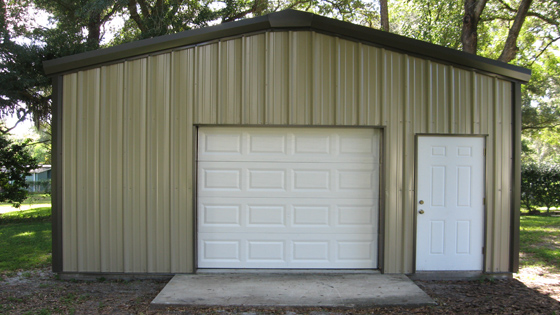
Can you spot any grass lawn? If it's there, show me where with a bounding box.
[0,207,52,272]
[519,214,560,273]
[0,194,52,213]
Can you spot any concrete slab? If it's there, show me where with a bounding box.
[151,273,435,308]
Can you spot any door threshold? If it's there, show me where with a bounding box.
[196,269,380,274]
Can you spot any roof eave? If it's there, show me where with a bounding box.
[43,9,531,82]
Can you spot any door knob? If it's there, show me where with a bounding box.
[418,210,425,214]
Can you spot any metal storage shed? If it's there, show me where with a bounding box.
[44,9,531,276]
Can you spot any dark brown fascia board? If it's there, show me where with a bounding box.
[43,9,531,82]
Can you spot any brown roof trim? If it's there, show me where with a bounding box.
[43,9,531,82]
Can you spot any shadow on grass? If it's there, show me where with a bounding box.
[0,221,52,271]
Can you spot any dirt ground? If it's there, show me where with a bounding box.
[1,268,559,314]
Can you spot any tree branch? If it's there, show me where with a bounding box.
[498,0,533,63]
[127,0,147,33]
[497,0,558,25]
[530,36,560,66]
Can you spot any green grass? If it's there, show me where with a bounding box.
[0,193,51,206]
[0,207,52,224]
[519,215,560,272]
[0,208,52,272]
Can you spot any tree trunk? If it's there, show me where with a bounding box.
[86,13,102,50]
[380,0,389,32]
[498,0,533,63]
[128,0,147,34]
[461,0,488,54]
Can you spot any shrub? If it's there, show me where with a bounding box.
[521,163,560,213]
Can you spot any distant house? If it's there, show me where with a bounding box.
[26,165,52,193]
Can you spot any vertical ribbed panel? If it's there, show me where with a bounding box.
[312,33,335,125]
[196,44,218,124]
[336,38,359,125]
[289,31,312,124]
[60,30,515,274]
[62,73,78,271]
[99,64,124,272]
[146,54,171,272]
[76,69,101,272]
[123,59,147,272]
[266,32,289,124]
[243,34,265,124]
[170,49,195,272]
[218,39,242,124]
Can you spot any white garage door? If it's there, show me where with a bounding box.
[197,127,380,269]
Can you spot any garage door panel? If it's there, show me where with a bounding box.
[198,162,378,198]
[198,127,379,269]
[198,127,379,163]
[198,198,378,234]
[198,233,378,268]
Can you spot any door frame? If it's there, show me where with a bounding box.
[412,134,488,274]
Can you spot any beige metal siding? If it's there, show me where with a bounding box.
[62,73,78,272]
[61,30,514,274]
[99,64,124,272]
[123,59,148,272]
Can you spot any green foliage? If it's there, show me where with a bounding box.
[0,131,38,206]
[521,163,560,212]
[389,0,463,49]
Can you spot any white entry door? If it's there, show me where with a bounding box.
[416,136,485,271]
[197,127,380,269]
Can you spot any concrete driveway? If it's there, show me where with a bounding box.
[151,273,435,308]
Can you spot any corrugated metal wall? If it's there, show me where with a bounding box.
[61,30,512,274]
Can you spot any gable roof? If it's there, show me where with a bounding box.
[43,9,531,82]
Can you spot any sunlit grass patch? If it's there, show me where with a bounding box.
[0,207,51,224]
[0,208,52,272]
[519,215,560,273]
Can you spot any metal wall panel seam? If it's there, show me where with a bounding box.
[500,80,512,271]
[425,60,433,133]
[492,77,502,272]
[395,51,405,272]
[169,51,180,272]
[334,37,341,125]
[379,48,387,126]
[62,73,78,271]
[87,68,101,272]
[402,54,414,273]
[288,31,294,124]
[115,64,125,273]
[509,82,522,272]
[240,36,247,124]
[449,66,456,134]
[75,71,86,271]
[51,74,63,272]
[185,49,195,272]
[502,80,513,271]
[264,33,271,124]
